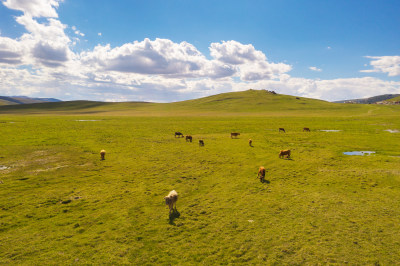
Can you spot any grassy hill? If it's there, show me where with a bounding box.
[1,89,400,264]
[386,95,400,102]
[0,89,386,116]
[335,94,400,104]
[0,96,61,105]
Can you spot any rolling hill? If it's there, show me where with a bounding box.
[0,89,375,116]
[334,94,400,104]
[0,96,61,105]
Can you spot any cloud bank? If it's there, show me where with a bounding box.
[0,0,399,102]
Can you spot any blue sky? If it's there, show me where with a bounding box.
[0,0,399,102]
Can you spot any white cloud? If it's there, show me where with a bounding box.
[209,40,292,81]
[2,0,62,18]
[98,32,102,36]
[309,66,322,72]
[362,56,400,77]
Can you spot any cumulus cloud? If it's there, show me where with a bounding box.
[209,40,292,81]
[0,37,23,65]
[362,56,400,77]
[2,0,62,18]
[309,66,322,72]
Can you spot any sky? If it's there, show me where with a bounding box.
[0,0,400,102]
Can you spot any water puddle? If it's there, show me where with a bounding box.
[320,130,341,132]
[385,129,399,133]
[0,165,10,170]
[343,151,375,156]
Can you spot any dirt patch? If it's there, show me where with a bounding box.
[385,129,399,133]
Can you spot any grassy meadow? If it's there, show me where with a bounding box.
[1,90,400,264]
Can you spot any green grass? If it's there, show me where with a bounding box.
[1,90,400,264]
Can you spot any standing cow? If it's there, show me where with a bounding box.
[231,132,240,138]
[257,166,266,182]
[199,140,204,146]
[175,132,184,138]
[279,149,291,159]
[100,150,106,160]
[186,135,193,142]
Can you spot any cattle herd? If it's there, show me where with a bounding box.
[102,127,311,215]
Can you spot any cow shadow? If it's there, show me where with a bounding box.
[168,210,180,225]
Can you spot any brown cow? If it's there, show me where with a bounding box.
[186,135,192,142]
[175,132,184,138]
[279,149,291,159]
[257,166,266,182]
[303,127,310,132]
[279,128,286,133]
[231,132,240,138]
[164,190,178,214]
[199,139,204,146]
[100,150,106,160]
[249,139,253,147]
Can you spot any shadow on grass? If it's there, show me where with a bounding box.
[168,210,180,225]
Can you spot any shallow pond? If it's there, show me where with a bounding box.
[320,130,341,132]
[343,151,375,156]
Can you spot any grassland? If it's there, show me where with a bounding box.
[1,90,400,264]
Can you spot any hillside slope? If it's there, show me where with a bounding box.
[0,89,393,116]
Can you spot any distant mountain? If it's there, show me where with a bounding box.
[334,94,400,104]
[0,96,61,105]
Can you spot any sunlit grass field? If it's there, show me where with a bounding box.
[1,90,400,264]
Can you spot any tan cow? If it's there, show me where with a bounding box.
[257,166,266,182]
[100,150,106,160]
[279,149,291,159]
[164,190,178,214]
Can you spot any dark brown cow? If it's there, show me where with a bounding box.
[231,132,240,138]
[175,132,184,138]
[199,140,204,146]
[279,149,291,159]
[279,128,286,133]
[257,166,266,182]
[303,127,310,132]
[249,139,253,147]
[186,135,193,142]
[100,150,106,160]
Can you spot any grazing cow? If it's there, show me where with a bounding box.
[100,150,106,160]
[164,190,178,214]
[175,132,184,138]
[257,166,266,182]
[186,135,193,142]
[279,128,286,133]
[231,132,240,138]
[199,139,204,146]
[303,127,310,132]
[279,149,291,159]
[249,139,253,147]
